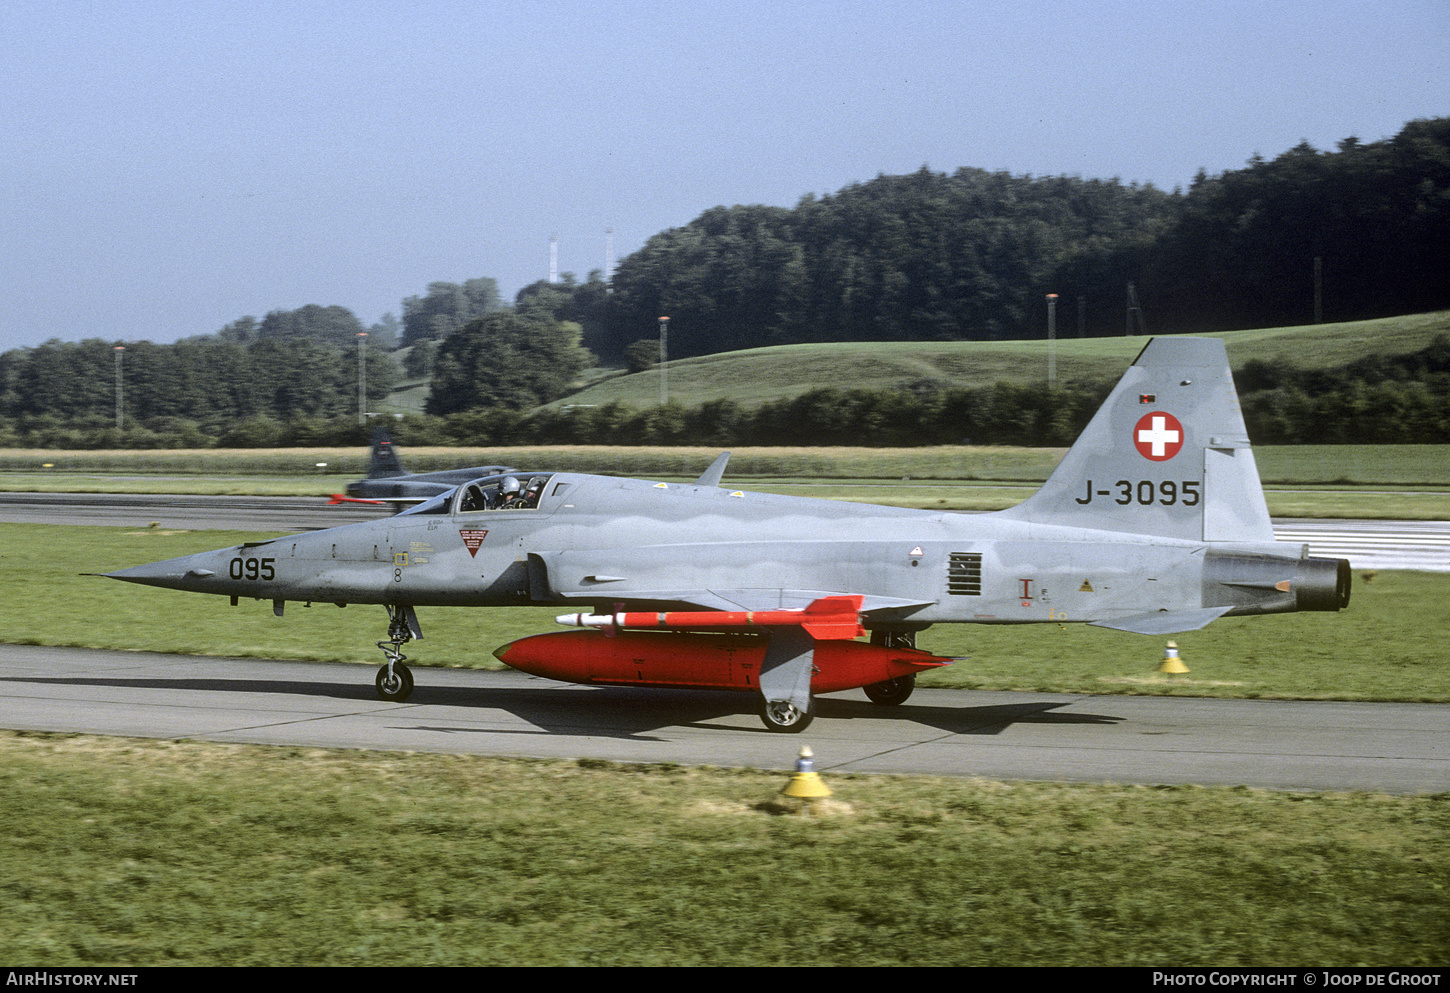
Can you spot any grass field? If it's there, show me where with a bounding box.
[544,310,1450,410]
[3,444,1448,518]
[6,443,1450,484]
[1,731,1444,966]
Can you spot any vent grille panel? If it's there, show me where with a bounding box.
[948,553,982,596]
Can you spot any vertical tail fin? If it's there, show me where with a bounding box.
[366,429,407,479]
[997,337,1273,542]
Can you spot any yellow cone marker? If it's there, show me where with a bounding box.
[1158,640,1189,674]
[781,746,832,799]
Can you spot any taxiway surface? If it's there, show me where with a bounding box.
[1,645,1445,794]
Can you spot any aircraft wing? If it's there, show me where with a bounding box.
[536,581,934,616]
[706,590,937,615]
[530,545,933,609]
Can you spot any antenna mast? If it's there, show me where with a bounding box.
[1126,282,1149,336]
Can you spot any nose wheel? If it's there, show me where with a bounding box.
[375,658,414,702]
[759,696,814,732]
[375,604,421,702]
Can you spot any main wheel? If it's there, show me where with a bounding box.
[375,661,414,702]
[759,696,814,733]
[863,674,915,705]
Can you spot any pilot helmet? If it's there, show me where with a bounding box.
[500,476,522,496]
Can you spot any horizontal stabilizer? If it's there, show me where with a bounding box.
[1090,606,1235,635]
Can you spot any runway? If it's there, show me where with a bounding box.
[0,491,387,530]
[1272,518,1450,573]
[2,644,1445,794]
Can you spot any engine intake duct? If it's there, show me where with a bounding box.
[1203,551,1351,617]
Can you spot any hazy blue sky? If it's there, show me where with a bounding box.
[3,0,1446,351]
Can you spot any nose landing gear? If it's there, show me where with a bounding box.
[375,604,422,703]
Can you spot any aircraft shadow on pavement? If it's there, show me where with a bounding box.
[3,674,1124,741]
[1,674,385,702]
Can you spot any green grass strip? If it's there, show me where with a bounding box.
[0,733,1444,966]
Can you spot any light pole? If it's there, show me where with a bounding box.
[113,345,125,430]
[1314,256,1323,324]
[356,332,368,426]
[1045,294,1058,388]
[658,316,670,404]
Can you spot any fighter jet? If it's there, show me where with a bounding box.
[329,429,517,508]
[108,338,1350,732]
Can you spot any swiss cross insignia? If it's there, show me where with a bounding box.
[1133,411,1184,461]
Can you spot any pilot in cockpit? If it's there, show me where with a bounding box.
[459,475,543,512]
[497,476,524,508]
[523,476,545,507]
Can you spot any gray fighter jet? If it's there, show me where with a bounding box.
[330,430,517,508]
[108,338,1350,731]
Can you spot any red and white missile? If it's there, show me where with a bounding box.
[554,594,866,641]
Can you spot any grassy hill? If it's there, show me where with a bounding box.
[507,310,1450,413]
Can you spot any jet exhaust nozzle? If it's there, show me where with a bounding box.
[1293,555,1352,612]
[1204,551,1351,616]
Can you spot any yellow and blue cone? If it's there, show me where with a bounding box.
[782,746,832,798]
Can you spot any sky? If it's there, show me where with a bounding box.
[2,0,1446,352]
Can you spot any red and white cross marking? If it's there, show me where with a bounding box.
[1134,411,1184,461]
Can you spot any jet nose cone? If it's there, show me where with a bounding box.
[105,562,188,587]
[105,554,223,592]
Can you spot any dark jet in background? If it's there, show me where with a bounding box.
[331,430,517,509]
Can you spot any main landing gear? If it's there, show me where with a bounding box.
[863,630,918,706]
[757,629,924,732]
[375,604,421,703]
[759,696,815,733]
[863,674,916,705]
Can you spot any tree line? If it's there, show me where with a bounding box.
[0,337,399,449]
[4,332,1442,451]
[403,336,1447,450]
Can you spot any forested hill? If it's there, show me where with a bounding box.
[589,117,1450,362]
[595,171,1176,360]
